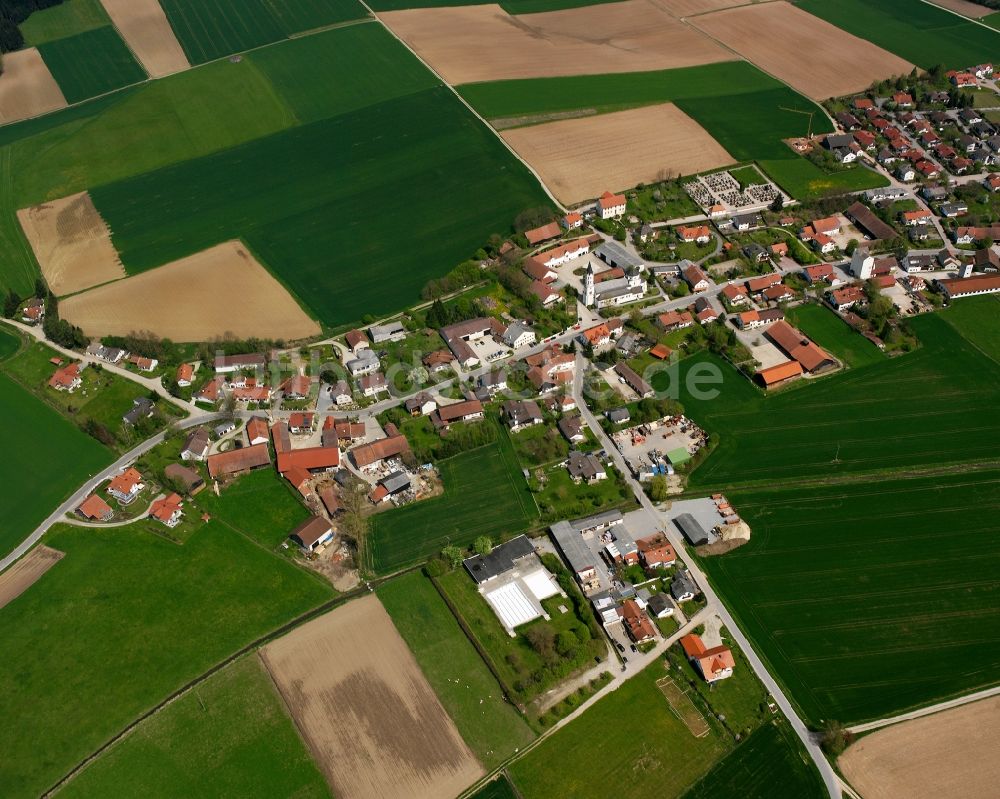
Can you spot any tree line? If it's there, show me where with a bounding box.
[0,0,65,54]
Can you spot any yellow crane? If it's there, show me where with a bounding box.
[780,106,816,139]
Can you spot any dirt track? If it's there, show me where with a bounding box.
[379,0,734,84]
[17,191,126,296]
[99,0,190,77]
[0,48,67,124]
[259,595,483,799]
[839,696,1000,799]
[0,545,63,610]
[690,1,914,99]
[60,240,320,342]
[501,103,733,203]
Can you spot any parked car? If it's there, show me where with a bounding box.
[616,642,625,653]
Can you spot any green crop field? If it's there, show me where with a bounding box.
[368,0,618,12]
[509,660,729,799]
[58,657,330,799]
[785,302,885,369]
[665,314,1000,489]
[681,722,825,799]
[0,328,111,559]
[193,468,311,549]
[19,0,109,45]
[468,775,519,799]
[369,430,538,573]
[700,469,1000,726]
[160,0,287,63]
[248,23,438,124]
[378,572,536,767]
[160,0,367,64]
[37,26,147,105]
[987,11,1000,30]
[0,523,332,798]
[459,62,886,199]
[796,0,1000,69]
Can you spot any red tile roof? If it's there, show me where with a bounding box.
[207,444,271,479]
[276,446,340,474]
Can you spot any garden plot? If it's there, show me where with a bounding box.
[17,191,124,296]
[690,1,913,99]
[0,48,67,124]
[0,546,63,610]
[60,240,320,341]
[260,595,483,799]
[378,0,734,85]
[501,103,733,203]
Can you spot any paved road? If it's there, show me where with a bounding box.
[571,350,841,799]
[2,318,202,417]
[0,412,223,573]
[848,683,1000,734]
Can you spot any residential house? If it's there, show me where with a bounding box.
[107,468,144,505]
[195,377,222,405]
[671,569,697,602]
[647,594,675,619]
[735,310,765,330]
[346,349,380,377]
[720,283,748,306]
[566,450,606,484]
[683,264,710,292]
[477,369,508,398]
[621,599,656,644]
[431,399,484,430]
[596,190,627,219]
[77,494,113,521]
[122,397,155,426]
[87,343,127,364]
[422,349,455,374]
[48,362,82,392]
[149,493,183,528]
[558,413,586,443]
[128,354,158,372]
[657,310,694,332]
[176,363,194,387]
[503,399,544,432]
[525,345,574,393]
[606,407,630,425]
[678,225,711,244]
[828,284,867,311]
[561,212,583,229]
[345,329,369,354]
[680,634,735,683]
[636,533,676,569]
[359,372,388,397]
[280,373,311,400]
[288,412,316,434]
[503,320,536,349]
[328,379,353,406]
[404,392,437,416]
[180,427,209,461]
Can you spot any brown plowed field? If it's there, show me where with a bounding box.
[100,0,190,77]
[17,191,125,296]
[0,48,67,124]
[501,103,733,203]
[61,240,320,342]
[260,595,482,799]
[0,546,64,611]
[839,696,1000,799]
[689,1,914,99]
[379,0,734,85]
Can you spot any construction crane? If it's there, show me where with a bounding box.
[780,106,816,139]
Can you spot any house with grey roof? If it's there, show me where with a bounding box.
[671,570,697,602]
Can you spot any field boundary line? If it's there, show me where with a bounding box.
[359,0,567,213]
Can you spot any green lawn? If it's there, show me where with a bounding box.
[37,26,147,105]
[785,303,885,369]
[533,465,636,523]
[193,467,311,549]
[699,469,1000,726]
[58,657,331,799]
[0,333,112,558]
[509,660,729,799]
[939,294,1000,363]
[795,0,1000,69]
[378,571,536,767]
[680,722,825,799]
[369,429,538,573]
[3,341,172,452]
[667,314,1000,489]
[0,523,332,798]
[758,157,888,201]
[19,0,109,45]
